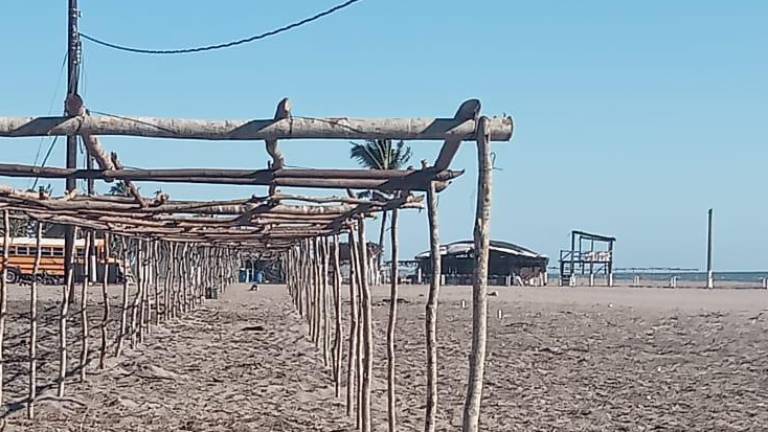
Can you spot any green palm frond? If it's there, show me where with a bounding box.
[108,181,131,197]
[349,139,412,170]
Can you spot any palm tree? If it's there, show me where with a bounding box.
[350,139,411,432]
[108,181,131,197]
[349,139,412,278]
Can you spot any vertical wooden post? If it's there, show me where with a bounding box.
[357,219,373,432]
[462,116,493,432]
[349,228,363,428]
[58,226,77,397]
[345,231,359,417]
[386,208,400,432]
[0,210,8,406]
[63,0,80,304]
[99,232,110,369]
[332,235,343,399]
[115,238,129,357]
[130,239,143,348]
[28,222,43,419]
[79,231,91,381]
[322,237,330,367]
[153,240,160,325]
[425,178,441,432]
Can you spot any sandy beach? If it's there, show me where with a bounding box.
[1,282,767,431]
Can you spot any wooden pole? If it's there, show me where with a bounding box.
[63,0,81,300]
[153,240,160,325]
[386,208,399,432]
[706,208,714,289]
[130,239,143,348]
[322,237,330,367]
[115,238,129,357]
[357,219,373,432]
[332,235,343,399]
[425,178,441,432]
[79,231,91,381]
[0,210,8,406]
[462,117,493,432]
[99,232,110,369]
[0,114,514,142]
[27,222,43,418]
[348,229,363,428]
[344,231,359,417]
[58,226,77,396]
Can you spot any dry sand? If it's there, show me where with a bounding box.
[1,282,767,431]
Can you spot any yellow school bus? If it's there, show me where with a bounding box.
[0,237,120,284]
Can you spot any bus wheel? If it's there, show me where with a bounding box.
[4,270,19,284]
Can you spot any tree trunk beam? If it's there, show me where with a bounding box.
[0,114,513,142]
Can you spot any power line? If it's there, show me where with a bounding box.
[80,0,365,55]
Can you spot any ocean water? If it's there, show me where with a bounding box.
[549,271,768,284]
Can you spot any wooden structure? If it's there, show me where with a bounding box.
[559,230,616,286]
[0,4,513,431]
[415,240,549,285]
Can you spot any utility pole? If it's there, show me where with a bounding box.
[64,0,81,281]
[706,208,714,288]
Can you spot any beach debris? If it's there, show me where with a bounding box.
[488,291,499,297]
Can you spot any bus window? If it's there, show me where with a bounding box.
[41,247,53,256]
[53,248,64,257]
[17,247,29,255]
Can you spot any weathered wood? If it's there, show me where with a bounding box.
[462,116,493,432]
[99,232,110,369]
[110,153,147,207]
[343,232,358,416]
[357,219,373,432]
[153,240,161,325]
[332,235,343,399]
[0,163,460,191]
[386,208,399,432]
[0,114,514,141]
[434,99,483,171]
[425,178,441,432]
[115,238,130,357]
[266,98,290,175]
[58,226,77,397]
[79,231,91,382]
[28,222,43,419]
[0,210,8,406]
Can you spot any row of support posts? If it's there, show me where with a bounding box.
[283,117,493,432]
[0,211,240,421]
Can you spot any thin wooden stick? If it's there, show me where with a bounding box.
[357,219,373,432]
[332,235,343,399]
[115,238,129,357]
[99,232,110,369]
[425,178,441,432]
[58,226,78,397]
[321,237,330,367]
[153,240,160,325]
[79,231,92,382]
[0,210,8,406]
[28,221,43,419]
[462,117,493,432]
[386,209,399,432]
[345,231,359,417]
[130,239,143,348]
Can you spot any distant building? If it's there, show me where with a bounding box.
[414,240,549,286]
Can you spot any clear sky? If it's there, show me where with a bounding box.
[1,1,766,270]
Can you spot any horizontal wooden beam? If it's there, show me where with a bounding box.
[0,114,513,142]
[0,163,461,191]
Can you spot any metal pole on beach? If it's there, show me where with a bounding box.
[706,208,714,289]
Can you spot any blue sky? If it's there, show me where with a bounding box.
[1,1,766,270]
